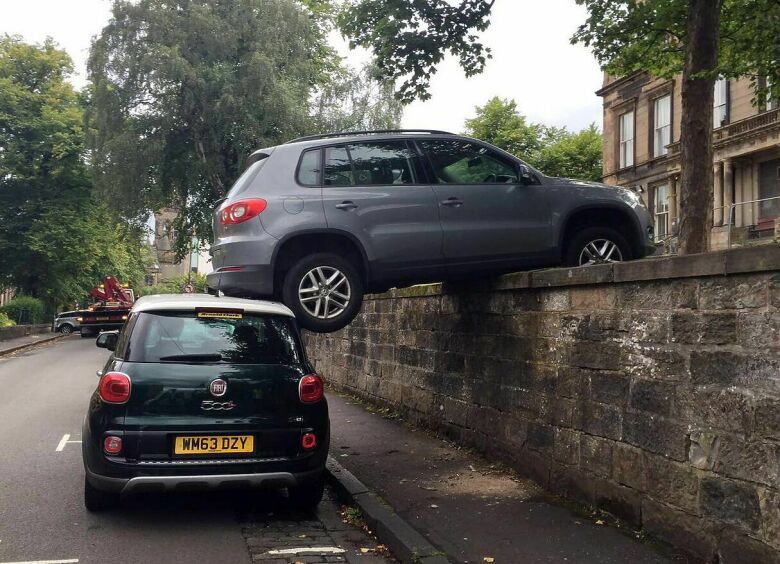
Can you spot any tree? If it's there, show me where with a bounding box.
[573,0,780,254]
[464,97,603,182]
[464,97,544,161]
[338,0,496,103]
[89,0,399,258]
[310,63,403,133]
[536,124,603,182]
[0,36,146,311]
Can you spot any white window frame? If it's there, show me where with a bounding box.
[768,77,776,110]
[654,184,670,240]
[619,111,634,168]
[713,79,728,128]
[653,94,672,157]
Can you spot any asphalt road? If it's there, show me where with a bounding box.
[0,337,390,564]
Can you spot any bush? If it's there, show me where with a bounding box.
[0,312,15,327]
[0,296,46,324]
[136,273,208,297]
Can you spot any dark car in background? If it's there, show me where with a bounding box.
[207,129,655,333]
[82,294,328,511]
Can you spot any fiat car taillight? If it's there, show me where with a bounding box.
[99,372,131,404]
[299,374,324,404]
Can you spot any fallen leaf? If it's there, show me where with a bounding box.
[360,547,371,553]
[595,519,605,525]
[430,504,439,508]
[484,557,495,563]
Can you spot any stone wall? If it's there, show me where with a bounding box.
[0,324,51,342]
[306,246,780,563]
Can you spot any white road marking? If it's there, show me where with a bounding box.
[55,434,82,452]
[0,560,79,564]
[266,547,346,555]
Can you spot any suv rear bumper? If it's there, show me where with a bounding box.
[86,466,322,495]
[206,265,274,298]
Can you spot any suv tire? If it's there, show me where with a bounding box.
[59,324,73,335]
[288,475,325,510]
[564,226,632,267]
[282,253,363,333]
[84,477,120,512]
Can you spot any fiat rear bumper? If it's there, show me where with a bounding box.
[85,466,323,495]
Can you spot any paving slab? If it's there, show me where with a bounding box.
[327,391,694,564]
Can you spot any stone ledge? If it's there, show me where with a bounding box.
[366,245,780,301]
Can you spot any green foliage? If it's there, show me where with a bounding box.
[88,0,398,258]
[0,36,147,310]
[464,97,544,160]
[536,124,603,182]
[337,0,495,104]
[0,312,15,328]
[310,64,403,133]
[572,0,780,104]
[0,296,46,325]
[464,97,603,182]
[136,273,208,297]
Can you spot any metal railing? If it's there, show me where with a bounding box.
[725,195,780,248]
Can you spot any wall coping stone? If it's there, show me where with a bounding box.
[369,245,780,300]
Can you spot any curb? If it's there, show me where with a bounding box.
[325,456,450,564]
[0,333,70,358]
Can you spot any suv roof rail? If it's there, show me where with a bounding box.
[286,129,455,144]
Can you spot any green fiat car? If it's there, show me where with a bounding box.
[82,294,329,511]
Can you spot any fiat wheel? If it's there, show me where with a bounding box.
[282,253,364,333]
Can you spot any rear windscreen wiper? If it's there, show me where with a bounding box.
[158,354,224,362]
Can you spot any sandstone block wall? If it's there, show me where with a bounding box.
[306,247,780,562]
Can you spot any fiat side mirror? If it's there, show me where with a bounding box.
[96,331,118,351]
[518,164,535,185]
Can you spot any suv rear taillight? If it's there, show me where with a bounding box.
[219,198,267,225]
[99,372,131,404]
[299,374,324,404]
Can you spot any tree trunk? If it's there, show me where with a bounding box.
[678,0,723,255]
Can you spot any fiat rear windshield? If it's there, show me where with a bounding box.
[116,311,303,364]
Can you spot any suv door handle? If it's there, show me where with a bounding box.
[335,201,358,211]
[441,197,463,207]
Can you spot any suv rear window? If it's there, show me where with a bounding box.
[120,311,303,365]
[226,159,266,198]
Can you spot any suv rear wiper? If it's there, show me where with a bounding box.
[158,354,224,363]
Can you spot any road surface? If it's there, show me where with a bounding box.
[0,337,389,564]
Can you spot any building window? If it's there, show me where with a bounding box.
[654,184,670,240]
[768,77,776,110]
[619,111,634,168]
[714,79,728,128]
[653,95,671,157]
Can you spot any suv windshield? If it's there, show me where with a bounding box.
[119,311,303,365]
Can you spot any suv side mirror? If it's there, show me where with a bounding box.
[518,164,535,185]
[96,331,119,351]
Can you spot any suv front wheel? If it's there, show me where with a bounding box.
[564,226,632,267]
[282,253,364,333]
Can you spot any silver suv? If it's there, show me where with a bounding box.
[207,130,655,332]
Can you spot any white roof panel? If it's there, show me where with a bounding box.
[131,294,294,317]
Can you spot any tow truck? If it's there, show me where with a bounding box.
[78,276,135,338]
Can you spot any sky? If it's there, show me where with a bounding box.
[0,0,604,133]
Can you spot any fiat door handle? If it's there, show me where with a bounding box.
[335,201,358,211]
[441,197,463,207]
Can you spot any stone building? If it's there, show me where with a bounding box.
[598,72,779,250]
[148,208,212,285]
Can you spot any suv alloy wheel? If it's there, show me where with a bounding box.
[282,253,364,333]
[564,226,631,267]
[59,324,73,334]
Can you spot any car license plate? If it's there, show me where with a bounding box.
[174,435,254,455]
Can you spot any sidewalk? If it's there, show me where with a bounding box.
[327,391,688,564]
[0,331,67,357]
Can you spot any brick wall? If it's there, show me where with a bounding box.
[306,247,780,563]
